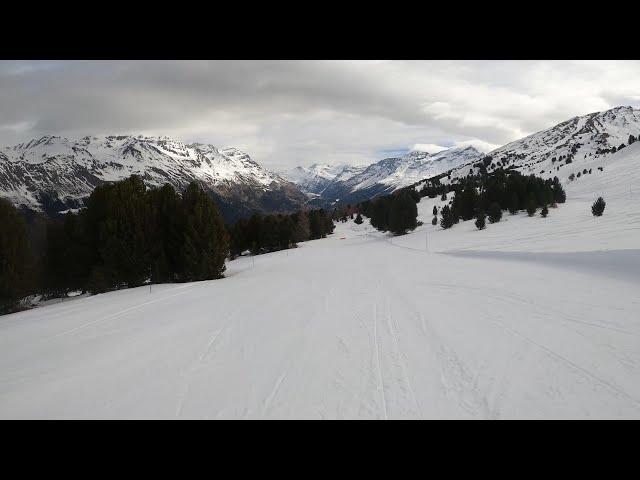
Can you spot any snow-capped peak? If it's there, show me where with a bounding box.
[0,135,306,218]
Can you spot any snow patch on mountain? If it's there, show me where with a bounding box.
[0,135,305,217]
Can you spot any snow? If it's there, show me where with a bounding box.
[2,143,640,419]
[0,135,291,211]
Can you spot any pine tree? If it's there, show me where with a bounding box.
[292,211,311,242]
[83,175,152,291]
[370,198,390,232]
[526,196,537,216]
[178,182,229,281]
[432,205,438,216]
[354,213,363,225]
[388,191,418,235]
[475,210,486,230]
[541,205,549,218]
[552,177,566,203]
[147,184,182,283]
[431,216,437,225]
[487,202,502,224]
[458,185,478,221]
[440,205,455,229]
[591,197,606,217]
[508,193,519,215]
[0,199,33,313]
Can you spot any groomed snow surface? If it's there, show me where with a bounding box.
[2,146,640,419]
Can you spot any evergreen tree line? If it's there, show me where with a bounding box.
[2,175,337,314]
[44,175,230,297]
[228,208,334,258]
[437,169,566,230]
[358,189,419,235]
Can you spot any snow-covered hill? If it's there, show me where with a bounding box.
[288,145,483,206]
[0,135,307,220]
[443,106,640,185]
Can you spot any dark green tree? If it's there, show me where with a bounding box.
[475,210,486,230]
[526,196,537,216]
[541,205,549,218]
[388,192,418,235]
[178,182,229,281]
[508,193,519,215]
[591,197,606,217]
[487,202,502,224]
[0,199,34,313]
[440,205,455,229]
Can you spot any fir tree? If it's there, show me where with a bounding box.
[487,202,502,224]
[526,196,537,216]
[0,199,33,313]
[388,191,418,235]
[591,197,606,217]
[440,205,455,229]
[354,213,363,225]
[508,193,519,215]
[431,216,437,225]
[178,182,229,281]
[541,205,549,218]
[475,210,486,230]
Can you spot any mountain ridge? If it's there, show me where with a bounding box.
[0,135,307,221]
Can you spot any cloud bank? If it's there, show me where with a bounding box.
[1,60,639,171]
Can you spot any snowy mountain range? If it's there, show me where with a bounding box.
[2,106,639,221]
[288,106,640,206]
[286,146,484,206]
[0,135,307,221]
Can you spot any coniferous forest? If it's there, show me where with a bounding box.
[355,166,566,235]
[0,175,335,315]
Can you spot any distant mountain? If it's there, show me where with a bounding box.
[287,146,484,206]
[284,164,366,199]
[0,135,307,221]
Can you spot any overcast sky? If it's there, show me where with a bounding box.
[1,60,639,171]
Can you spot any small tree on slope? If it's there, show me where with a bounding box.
[440,205,455,229]
[592,197,606,217]
[526,197,537,217]
[487,202,502,224]
[541,205,549,218]
[475,211,486,230]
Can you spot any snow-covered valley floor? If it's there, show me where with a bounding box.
[2,147,640,419]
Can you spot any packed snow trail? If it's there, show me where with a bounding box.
[1,219,639,418]
[2,144,640,419]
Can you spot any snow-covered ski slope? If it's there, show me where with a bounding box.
[1,145,640,419]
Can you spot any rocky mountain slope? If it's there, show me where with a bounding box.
[444,106,640,184]
[288,145,484,206]
[0,135,307,221]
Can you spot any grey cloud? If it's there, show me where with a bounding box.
[1,60,639,169]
